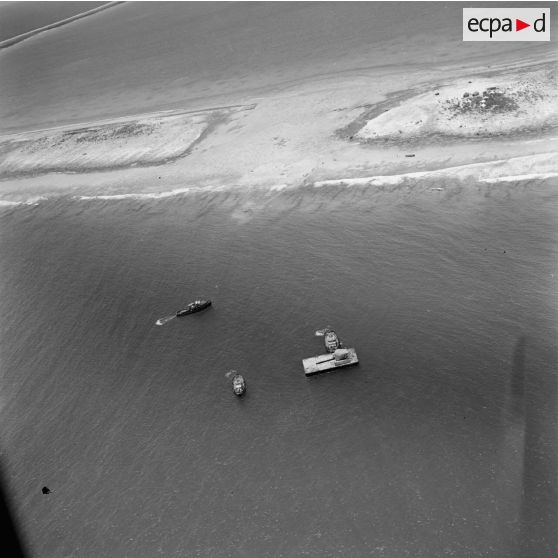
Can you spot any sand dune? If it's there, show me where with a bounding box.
[355,68,558,142]
[0,106,250,178]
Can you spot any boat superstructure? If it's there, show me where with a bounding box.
[232,373,246,396]
[176,299,211,317]
[324,330,341,352]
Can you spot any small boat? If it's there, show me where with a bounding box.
[176,299,211,317]
[232,374,246,396]
[324,330,340,353]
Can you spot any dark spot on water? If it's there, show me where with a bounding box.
[41,486,51,495]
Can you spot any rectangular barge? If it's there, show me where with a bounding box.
[302,348,359,376]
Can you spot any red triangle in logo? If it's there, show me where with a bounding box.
[516,19,530,31]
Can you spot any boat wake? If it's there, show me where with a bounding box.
[314,326,331,337]
[155,315,176,326]
[225,370,237,378]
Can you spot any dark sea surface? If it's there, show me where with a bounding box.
[0,1,106,43]
[1,179,557,557]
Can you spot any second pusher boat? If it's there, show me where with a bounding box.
[176,299,212,317]
[324,329,341,352]
[232,373,247,396]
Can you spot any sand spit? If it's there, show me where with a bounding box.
[0,2,123,50]
[0,106,252,178]
[1,62,557,202]
[354,68,558,143]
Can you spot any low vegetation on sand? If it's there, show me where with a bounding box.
[444,84,545,117]
[70,122,156,143]
[446,87,519,115]
[0,114,209,178]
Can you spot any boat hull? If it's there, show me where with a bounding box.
[176,300,211,317]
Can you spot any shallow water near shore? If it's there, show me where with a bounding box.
[1,179,557,557]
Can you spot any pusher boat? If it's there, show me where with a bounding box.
[176,299,211,317]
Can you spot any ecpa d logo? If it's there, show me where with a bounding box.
[463,8,550,41]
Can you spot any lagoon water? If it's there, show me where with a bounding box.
[1,178,557,557]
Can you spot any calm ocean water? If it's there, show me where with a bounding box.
[1,179,557,557]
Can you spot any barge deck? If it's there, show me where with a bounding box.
[302,347,359,376]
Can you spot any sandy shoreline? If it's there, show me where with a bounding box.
[1,39,557,204]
